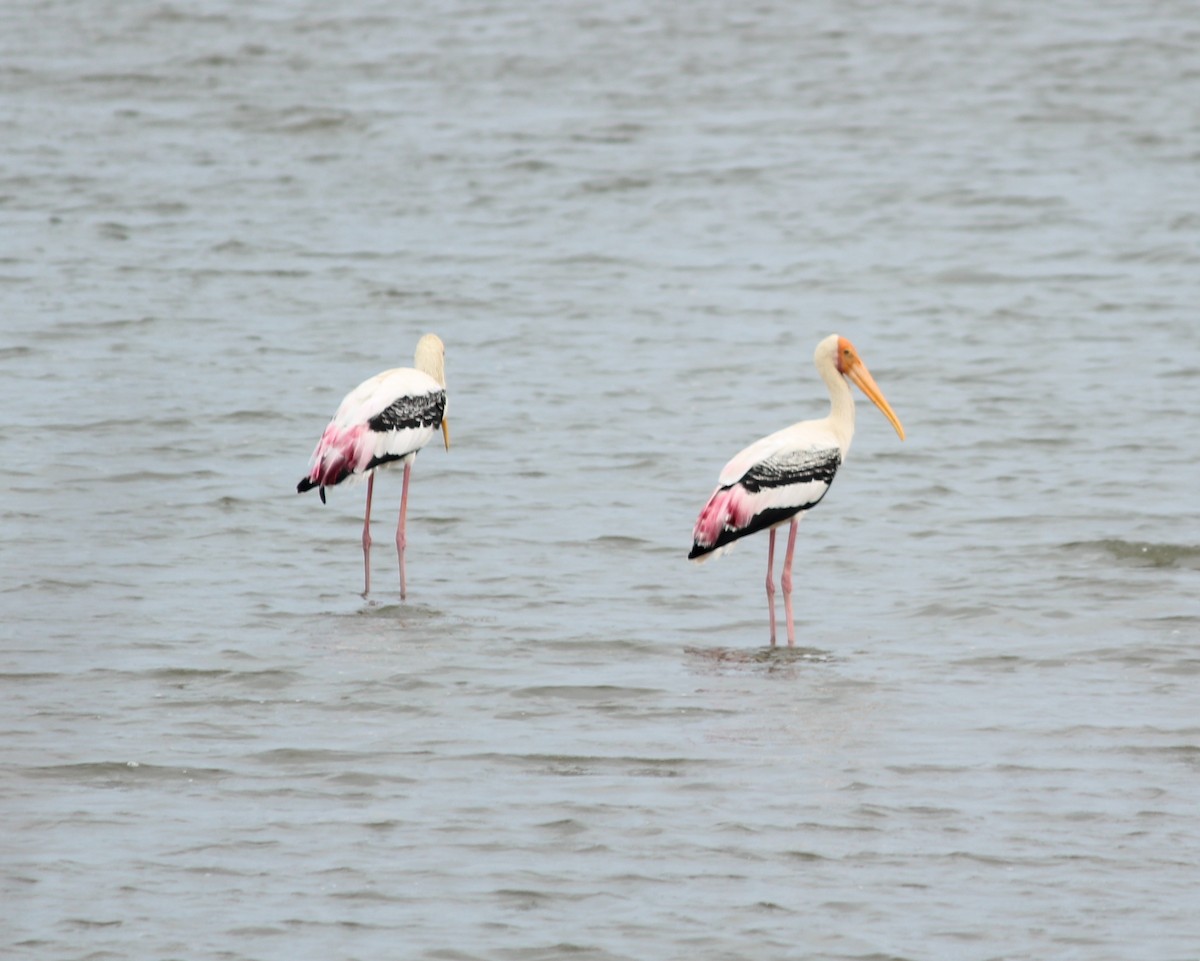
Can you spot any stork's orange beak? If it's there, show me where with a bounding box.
[846,358,905,441]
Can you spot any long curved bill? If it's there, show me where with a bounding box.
[441,418,451,451]
[847,362,906,441]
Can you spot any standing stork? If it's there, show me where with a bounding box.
[688,334,905,646]
[298,333,449,598]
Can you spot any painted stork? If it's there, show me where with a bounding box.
[689,334,905,646]
[298,333,449,598]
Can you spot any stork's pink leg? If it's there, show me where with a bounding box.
[361,474,375,597]
[765,527,778,646]
[781,517,801,647]
[396,460,412,600]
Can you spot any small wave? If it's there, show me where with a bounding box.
[577,175,653,194]
[683,644,833,666]
[1066,539,1200,570]
[22,761,228,783]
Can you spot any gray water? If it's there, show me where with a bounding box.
[3,1,1199,958]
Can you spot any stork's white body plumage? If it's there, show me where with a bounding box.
[304,366,445,496]
[689,334,905,646]
[298,333,449,598]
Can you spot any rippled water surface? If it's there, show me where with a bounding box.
[3,1,1199,958]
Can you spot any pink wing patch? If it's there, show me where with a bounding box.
[304,422,373,489]
[692,485,756,549]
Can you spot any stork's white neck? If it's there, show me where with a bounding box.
[414,333,447,387]
[827,368,856,455]
[815,339,856,455]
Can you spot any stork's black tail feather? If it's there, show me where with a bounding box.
[297,477,326,503]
